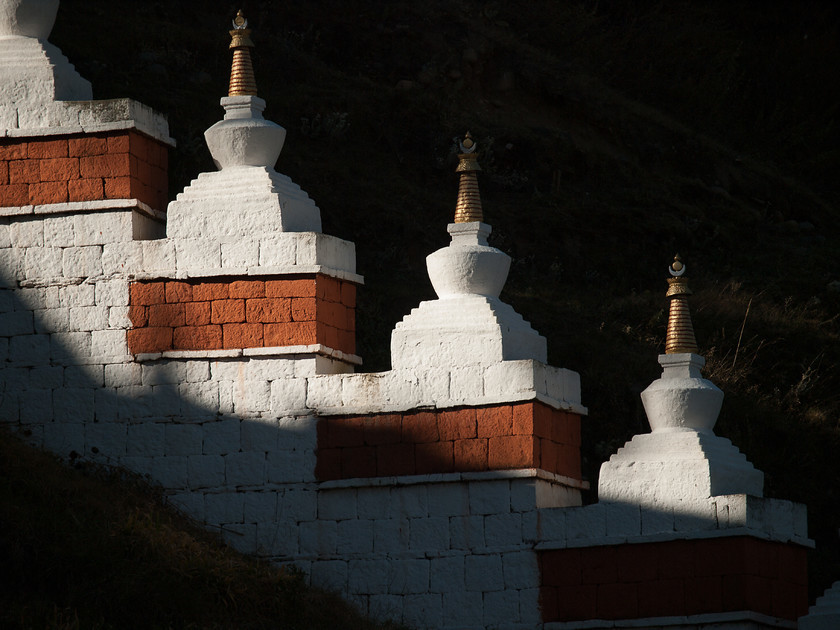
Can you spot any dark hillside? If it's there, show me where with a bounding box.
[49,0,840,600]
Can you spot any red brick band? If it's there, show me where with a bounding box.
[539,537,808,622]
[127,275,356,355]
[0,131,168,212]
[315,401,582,481]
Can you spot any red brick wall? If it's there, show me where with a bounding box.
[0,131,168,212]
[127,275,356,355]
[315,401,582,481]
[539,537,808,622]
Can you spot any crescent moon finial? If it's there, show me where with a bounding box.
[459,131,477,154]
[669,254,686,277]
[233,9,248,30]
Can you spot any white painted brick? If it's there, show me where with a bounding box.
[391,485,428,519]
[105,363,142,387]
[62,246,103,278]
[389,558,429,595]
[180,381,220,417]
[53,387,95,423]
[306,374,344,409]
[318,487,357,521]
[218,381,234,415]
[298,520,337,556]
[270,377,307,413]
[116,385,163,419]
[18,388,52,424]
[208,359,244,381]
[2,367,31,390]
[243,491,277,522]
[357,487,392,520]
[567,504,607,540]
[409,516,449,552]
[465,554,503,592]
[64,365,105,388]
[450,365,484,400]
[153,455,189,489]
[9,334,50,365]
[24,247,63,278]
[74,212,129,246]
[605,502,642,537]
[17,287,45,310]
[222,523,257,555]
[86,421,127,458]
[768,498,795,538]
[10,220,43,247]
[369,594,404,623]
[674,499,718,532]
[373,518,410,553]
[142,239,176,272]
[337,519,373,555]
[185,361,210,383]
[310,559,348,591]
[202,418,240,455]
[276,416,317,449]
[536,508,566,544]
[0,220,9,247]
[482,587,519,625]
[443,590,484,628]
[502,551,538,590]
[107,306,131,329]
[168,492,205,522]
[0,289,14,313]
[241,418,279,452]
[403,593,442,629]
[165,423,203,456]
[68,305,108,331]
[282,488,317,522]
[258,236,296,267]
[34,306,70,334]
[127,422,165,456]
[95,280,129,307]
[430,555,465,593]
[175,238,221,270]
[484,360,546,399]
[43,421,84,456]
[188,454,225,489]
[101,241,142,275]
[59,283,95,308]
[221,240,258,268]
[94,387,119,422]
[0,249,24,283]
[44,286,60,309]
[91,329,127,357]
[43,215,74,247]
[268,448,315,485]
[469,480,510,515]
[51,331,91,361]
[225,451,266,486]
[205,492,244,524]
[0,310,34,336]
[349,558,391,595]
[450,515,485,551]
[519,587,541,625]
[484,513,521,547]
[142,362,187,385]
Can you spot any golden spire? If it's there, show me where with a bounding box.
[664,254,699,354]
[228,10,257,97]
[454,132,484,223]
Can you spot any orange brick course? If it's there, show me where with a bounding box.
[127,275,356,355]
[539,537,808,622]
[0,131,168,212]
[315,401,582,481]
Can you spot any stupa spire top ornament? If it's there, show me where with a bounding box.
[228,9,257,97]
[453,131,484,223]
[664,254,698,354]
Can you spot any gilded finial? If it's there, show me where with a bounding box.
[664,254,699,354]
[454,132,484,223]
[228,10,257,97]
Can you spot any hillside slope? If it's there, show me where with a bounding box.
[47,0,840,600]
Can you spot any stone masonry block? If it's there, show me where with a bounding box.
[443,590,484,628]
[258,236,297,267]
[430,555,465,594]
[536,508,566,545]
[389,558,430,595]
[449,515,486,551]
[403,594,443,629]
[311,560,349,592]
[85,421,127,458]
[34,307,69,334]
[243,491,277,522]
[127,422,165,456]
[153,456,188,489]
[566,504,607,541]
[605,502,642,538]
[0,310,34,336]
[357,486,392,520]
[318,487,357,521]
[391,485,429,519]
[64,364,104,388]
[221,240,259,268]
[51,331,92,361]
[188,454,225,489]
[74,212,130,246]
[241,418,279,452]
[101,241,143,275]
[450,365,485,401]
[9,333,50,365]
[202,418,241,455]
[184,361,210,383]
[205,492,244,524]
[142,239,176,272]
[95,280,129,307]
[502,551,539,590]
[175,239,221,271]
[94,388,119,422]
[168,492,206,523]
[105,363,142,387]
[53,387,95,423]
[465,554,504,592]
[24,247,63,278]
[61,283,97,308]
[270,377,308,414]
[19,388,53,424]
[482,588,520,626]
[484,360,547,399]
[281,488,317,522]
[10,220,44,247]
[90,329,127,357]
[336,518,374,555]
[409,516,450,552]
[225,451,266,487]
[428,483,469,517]
[349,558,391,595]
[43,421,85,457]
[43,215,75,247]
[373,517,410,554]
[484,513,522,547]
[179,381,219,417]
[62,246,103,278]
[469,480,510,515]
[298,520,337,557]
[68,305,109,331]
[142,361,187,386]
[165,423,203,456]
